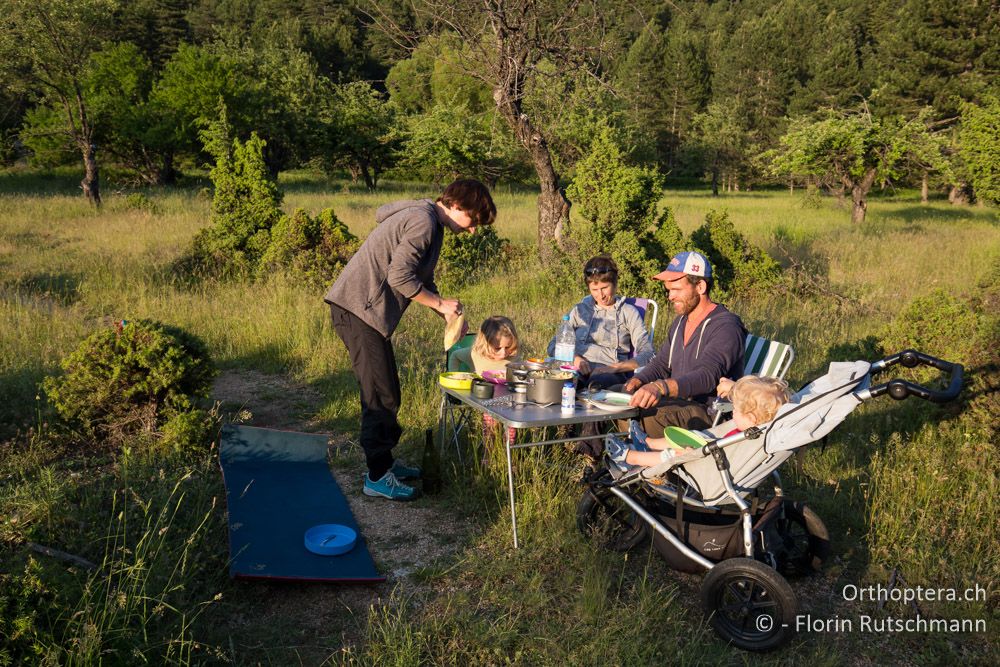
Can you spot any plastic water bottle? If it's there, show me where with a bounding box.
[561,381,576,413]
[554,315,575,363]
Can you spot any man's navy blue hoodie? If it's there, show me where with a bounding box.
[635,304,746,403]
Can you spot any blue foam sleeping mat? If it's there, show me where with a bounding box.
[219,424,383,582]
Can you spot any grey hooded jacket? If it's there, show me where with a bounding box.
[546,295,654,367]
[324,198,443,337]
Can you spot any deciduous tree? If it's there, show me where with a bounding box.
[367,0,612,260]
[0,0,120,204]
[769,105,942,224]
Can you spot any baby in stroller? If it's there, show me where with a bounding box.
[578,350,964,652]
[606,375,790,470]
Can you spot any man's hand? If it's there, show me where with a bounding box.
[629,383,662,409]
[716,377,735,399]
[574,356,591,375]
[438,298,463,320]
[623,376,643,393]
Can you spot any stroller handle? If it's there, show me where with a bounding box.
[867,350,964,403]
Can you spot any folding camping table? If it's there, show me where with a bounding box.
[439,385,637,548]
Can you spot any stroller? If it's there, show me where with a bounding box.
[577,350,963,651]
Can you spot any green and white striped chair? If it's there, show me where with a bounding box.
[712,333,795,426]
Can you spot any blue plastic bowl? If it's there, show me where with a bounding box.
[304,524,357,556]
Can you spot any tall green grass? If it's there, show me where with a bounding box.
[2,172,998,663]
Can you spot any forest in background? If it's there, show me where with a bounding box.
[1,0,998,221]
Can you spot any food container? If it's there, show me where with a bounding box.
[471,378,495,399]
[505,360,546,383]
[509,381,528,404]
[439,371,475,390]
[525,370,577,405]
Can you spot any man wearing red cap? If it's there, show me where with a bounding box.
[622,251,747,436]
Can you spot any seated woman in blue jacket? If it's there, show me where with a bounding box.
[547,255,655,390]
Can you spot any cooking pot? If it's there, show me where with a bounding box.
[505,360,546,383]
[525,372,577,405]
[471,378,495,399]
[509,381,529,404]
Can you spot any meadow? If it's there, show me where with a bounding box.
[1,169,997,665]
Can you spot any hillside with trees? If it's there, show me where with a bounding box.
[1,0,997,240]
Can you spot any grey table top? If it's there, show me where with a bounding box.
[440,384,638,428]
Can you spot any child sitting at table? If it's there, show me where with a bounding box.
[607,375,790,469]
[449,316,521,447]
[448,315,519,374]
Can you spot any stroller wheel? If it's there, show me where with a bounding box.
[576,484,648,552]
[773,500,830,576]
[701,558,797,652]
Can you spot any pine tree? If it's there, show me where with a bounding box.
[876,0,1000,121]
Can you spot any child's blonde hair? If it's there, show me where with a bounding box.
[471,316,520,358]
[729,376,790,425]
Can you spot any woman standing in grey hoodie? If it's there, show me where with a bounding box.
[325,179,496,500]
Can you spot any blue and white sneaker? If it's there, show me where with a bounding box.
[604,435,630,471]
[390,459,422,481]
[628,420,651,451]
[363,471,420,501]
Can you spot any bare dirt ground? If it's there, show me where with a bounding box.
[211,370,475,663]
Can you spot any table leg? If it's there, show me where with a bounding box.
[505,424,519,548]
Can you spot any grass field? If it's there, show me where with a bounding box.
[1,169,997,665]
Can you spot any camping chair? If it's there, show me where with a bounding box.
[446,333,477,371]
[440,333,477,461]
[712,333,795,426]
[624,296,659,346]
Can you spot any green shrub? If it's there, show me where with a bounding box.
[799,182,824,209]
[690,209,781,296]
[188,109,283,277]
[258,208,360,287]
[121,192,159,214]
[0,560,59,666]
[879,261,1000,434]
[563,128,683,296]
[437,224,510,291]
[42,320,216,448]
[159,408,219,456]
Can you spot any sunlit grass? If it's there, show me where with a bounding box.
[2,171,998,663]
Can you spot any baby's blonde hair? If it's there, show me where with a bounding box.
[471,316,520,358]
[729,375,790,425]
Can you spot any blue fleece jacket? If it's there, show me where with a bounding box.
[634,303,746,402]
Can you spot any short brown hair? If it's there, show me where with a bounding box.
[686,274,713,296]
[437,179,497,228]
[729,376,790,425]
[583,255,618,286]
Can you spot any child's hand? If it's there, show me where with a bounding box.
[716,377,735,398]
[574,356,591,374]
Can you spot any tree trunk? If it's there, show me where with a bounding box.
[493,87,568,261]
[789,178,794,194]
[80,142,101,206]
[948,183,971,205]
[850,169,877,224]
[711,165,719,196]
[920,171,929,204]
[360,159,375,191]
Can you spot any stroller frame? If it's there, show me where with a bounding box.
[578,350,963,651]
